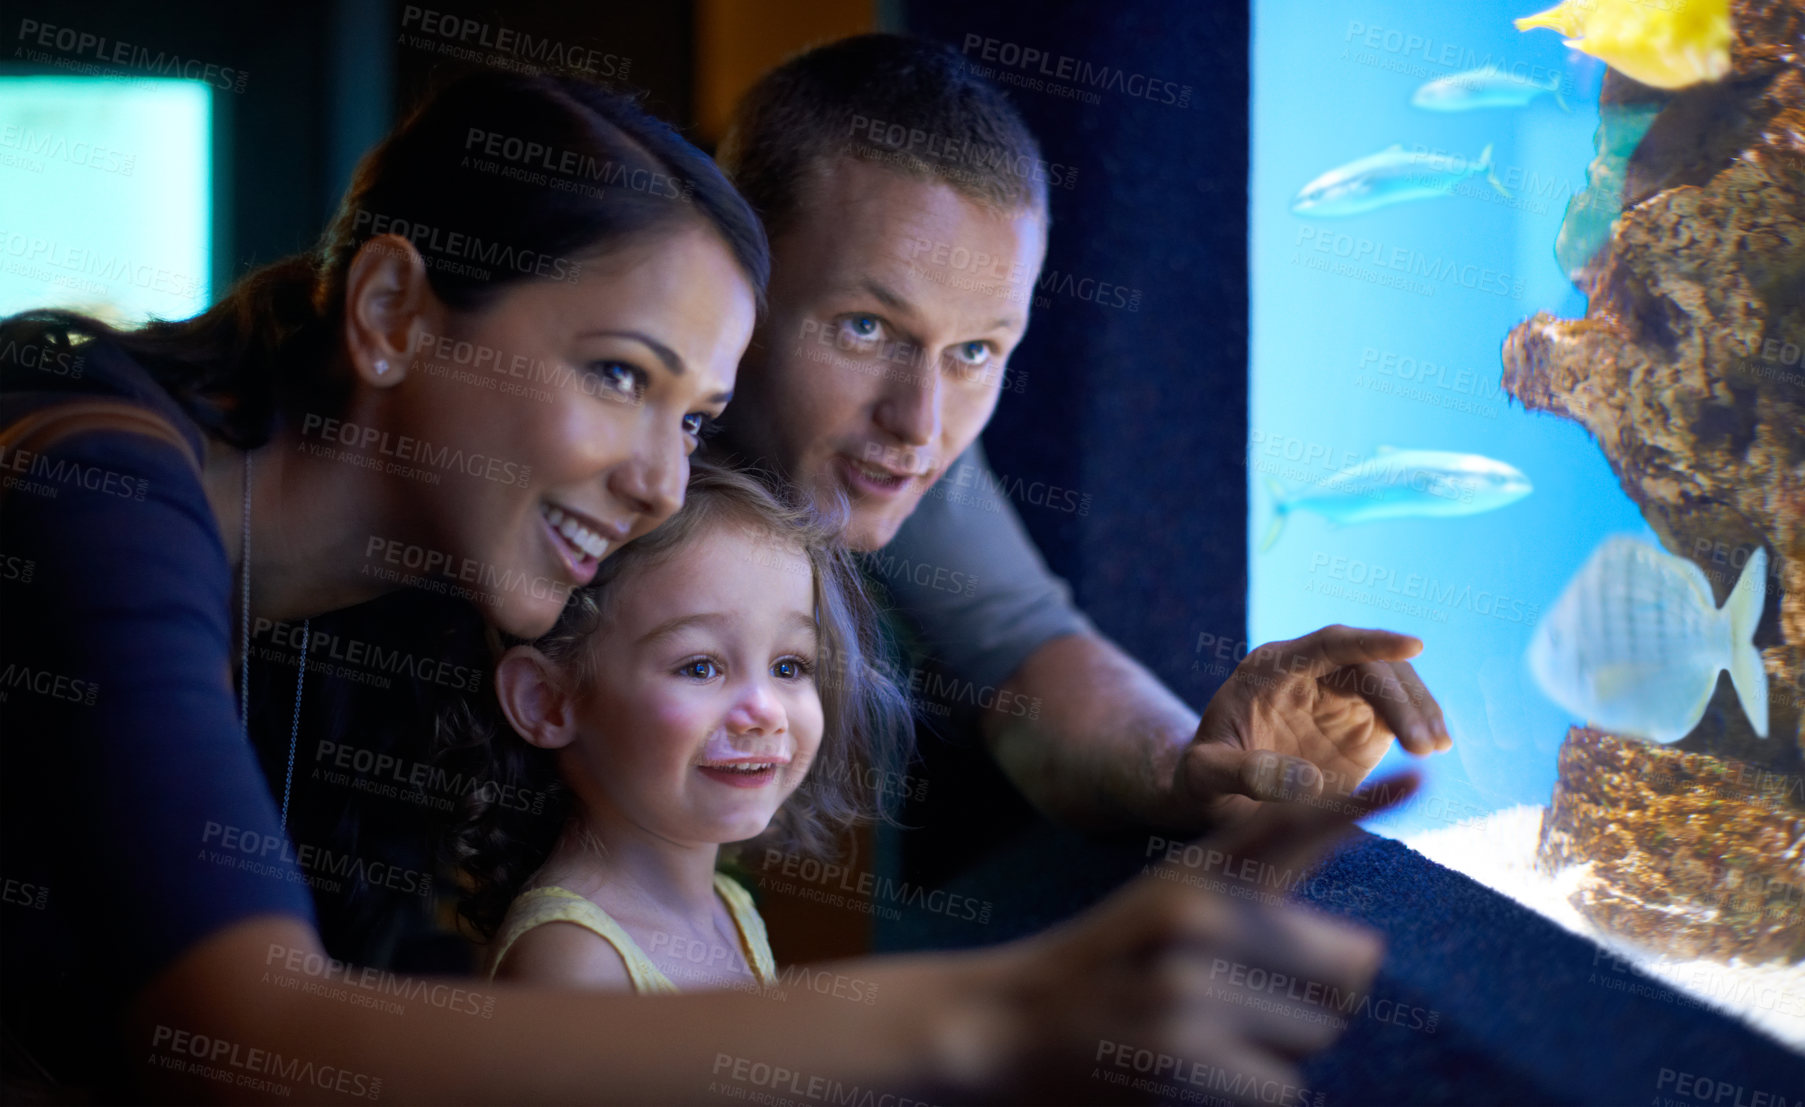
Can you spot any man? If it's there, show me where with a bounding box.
[712,33,1451,842]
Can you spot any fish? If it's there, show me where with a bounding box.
[1291,144,1511,217]
[1260,448,1532,550]
[1526,536,1768,744]
[1515,0,1731,90]
[1411,65,1569,111]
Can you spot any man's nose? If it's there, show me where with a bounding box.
[874,360,940,447]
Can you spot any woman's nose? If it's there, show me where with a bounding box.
[609,437,686,530]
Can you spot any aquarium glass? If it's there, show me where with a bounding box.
[1252,0,1801,1045]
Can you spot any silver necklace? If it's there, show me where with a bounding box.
[238,449,307,831]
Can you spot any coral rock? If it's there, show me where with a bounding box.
[1539,728,1804,963]
[1503,0,1805,767]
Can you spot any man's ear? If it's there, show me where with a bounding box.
[343,233,434,388]
[494,645,581,750]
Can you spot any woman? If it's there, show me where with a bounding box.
[0,71,1402,1104]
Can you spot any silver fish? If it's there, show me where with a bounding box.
[1411,65,1569,112]
[1291,143,1510,217]
[1262,448,1531,550]
[1527,536,1768,744]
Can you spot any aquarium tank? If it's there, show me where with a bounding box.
[1251,0,1803,1046]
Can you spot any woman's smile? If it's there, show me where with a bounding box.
[539,502,626,584]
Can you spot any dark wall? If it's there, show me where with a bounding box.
[902,0,1251,705]
[388,0,695,145]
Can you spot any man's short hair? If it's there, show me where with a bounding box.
[719,33,1050,239]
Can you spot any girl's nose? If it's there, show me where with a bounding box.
[726,679,786,735]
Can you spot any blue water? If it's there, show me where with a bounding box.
[1250,1,1658,838]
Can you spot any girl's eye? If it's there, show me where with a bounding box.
[679,658,720,680]
[836,314,884,345]
[589,361,648,401]
[772,657,814,681]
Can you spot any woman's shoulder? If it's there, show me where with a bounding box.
[1,330,210,464]
[0,336,234,656]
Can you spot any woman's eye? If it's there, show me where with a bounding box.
[836,314,884,345]
[681,412,717,440]
[679,658,720,680]
[589,361,647,401]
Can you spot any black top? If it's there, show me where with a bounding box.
[0,340,315,1087]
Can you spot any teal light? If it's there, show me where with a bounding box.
[0,76,212,324]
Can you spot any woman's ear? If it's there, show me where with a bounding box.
[343,233,434,388]
[494,645,580,750]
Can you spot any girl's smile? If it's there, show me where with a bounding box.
[554,520,824,846]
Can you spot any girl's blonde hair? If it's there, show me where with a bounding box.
[438,458,914,940]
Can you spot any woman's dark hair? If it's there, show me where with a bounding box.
[0,70,769,447]
[438,459,916,942]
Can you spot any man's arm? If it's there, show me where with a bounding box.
[981,630,1204,831]
[879,442,1205,829]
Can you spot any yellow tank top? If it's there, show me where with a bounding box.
[486,873,778,994]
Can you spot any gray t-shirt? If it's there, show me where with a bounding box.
[866,441,1093,692]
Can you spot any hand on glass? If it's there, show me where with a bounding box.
[1177,625,1451,829]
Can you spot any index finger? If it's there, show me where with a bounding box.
[1365,660,1452,754]
[1176,770,1421,882]
[1252,624,1423,682]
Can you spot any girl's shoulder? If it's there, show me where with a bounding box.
[712,872,778,985]
[488,885,669,993]
[490,899,638,991]
[711,871,759,915]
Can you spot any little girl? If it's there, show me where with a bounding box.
[440,461,913,992]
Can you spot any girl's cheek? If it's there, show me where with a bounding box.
[650,689,710,733]
[796,696,827,755]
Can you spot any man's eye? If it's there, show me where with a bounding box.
[680,658,720,680]
[952,341,991,367]
[837,315,884,344]
[590,361,647,401]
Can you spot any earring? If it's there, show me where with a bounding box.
[374,358,390,376]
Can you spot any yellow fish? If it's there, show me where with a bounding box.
[1515,0,1731,89]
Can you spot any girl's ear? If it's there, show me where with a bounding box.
[494,645,580,750]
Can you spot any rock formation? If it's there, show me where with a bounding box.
[1509,0,1805,961]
